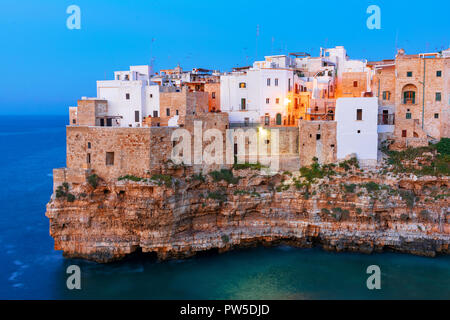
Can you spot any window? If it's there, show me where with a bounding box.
[72,119,76,124]
[241,98,246,110]
[87,153,91,164]
[267,78,271,86]
[436,92,441,101]
[406,112,411,119]
[276,98,280,104]
[106,152,114,166]
[353,81,358,87]
[356,109,362,120]
[212,92,216,99]
[176,110,179,115]
[166,108,170,116]
[434,113,439,119]
[117,75,120,80]
[150,94,153,98]
[135,111,139,122]
[125,75,129,80]
[106,118,112,127]
[407,71,412,77]
[316,134,321,140]
[403,91,416,104]
[276,113,282,125]
[153,111,158,117]
[436,70,442,77]
[264,115,270,126]
[100,119,105,127]
[357,130,361,134]
[275,78,279,86]
[125,93,130,100]
[315,106,319,112]
[382,91,390,100]
[266,98,270,104]
[402,130,407,138]
[87,142,91,149]
[239,82,246,88]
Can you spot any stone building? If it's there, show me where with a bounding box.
[298,120,336,166]
[370,48,450,149]
[158,86,209,127]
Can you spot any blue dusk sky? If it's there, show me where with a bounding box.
[0,0,448,115]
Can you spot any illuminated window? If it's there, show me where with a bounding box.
[239,82,246,88]
[276,98,280,104]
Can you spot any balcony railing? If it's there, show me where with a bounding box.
[378,114,395,125]
[229,121,261,128]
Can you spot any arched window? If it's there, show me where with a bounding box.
[402,84,417,104]
[404,91,416,104]
[276,113,282,125]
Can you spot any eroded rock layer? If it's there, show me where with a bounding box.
[46,169,450,263]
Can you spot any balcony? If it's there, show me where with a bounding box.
[378,114,395,125]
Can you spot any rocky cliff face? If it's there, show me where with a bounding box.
[45,167,450,263]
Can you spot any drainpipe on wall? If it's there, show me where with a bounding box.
[422,57,426,130]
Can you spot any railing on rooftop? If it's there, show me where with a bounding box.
[378,114,395,125]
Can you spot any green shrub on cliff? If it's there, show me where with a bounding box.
[233,162,267,171]
[209,169,239,184]
[151,174,172,187]
[191,173,206,182]
[436,138,450,156]
[343,183,357,193]
[118,175,144,182]
[363,182,380,192]
[55,183,76,202]
[207,190,227,202]
[87,174,99,189]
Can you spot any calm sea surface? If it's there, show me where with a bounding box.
[0,115,449,299]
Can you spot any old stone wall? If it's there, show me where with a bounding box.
[298,120,337,166]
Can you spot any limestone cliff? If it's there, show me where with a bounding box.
[45,166,450,263]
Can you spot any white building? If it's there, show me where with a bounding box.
[335,97,378,164]
[96,65,160,127]
[220,55,303,125]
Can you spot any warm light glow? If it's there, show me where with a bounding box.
[284,98,291,106]
[258,126,267,137]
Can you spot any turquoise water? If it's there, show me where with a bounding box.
[0,115,449,299]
